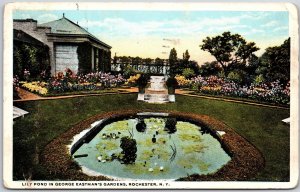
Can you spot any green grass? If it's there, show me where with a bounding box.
[13,94,290,181]
[189,91,289,108]
[41,88,124,97]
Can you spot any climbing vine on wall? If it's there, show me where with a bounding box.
[96,49,111,72]
[77,42,92,74]
[13,42,50,80]
[103,50,111,72]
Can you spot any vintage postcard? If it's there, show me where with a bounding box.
[3,2,299,189]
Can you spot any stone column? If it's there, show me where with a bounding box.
[49,44,55,75]
[91,47,95,71]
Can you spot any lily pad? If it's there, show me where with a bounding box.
[182,143,207,154]
[178,133,202,142]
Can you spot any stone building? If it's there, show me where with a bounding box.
[13,14,111,76]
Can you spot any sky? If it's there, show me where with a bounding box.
[13,10,289,65]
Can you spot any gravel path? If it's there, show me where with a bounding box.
[17,88,42,100]
[14,88,288,109]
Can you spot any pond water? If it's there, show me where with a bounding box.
[72,117,231,180]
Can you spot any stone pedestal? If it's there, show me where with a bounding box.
[137,76,176,103]
[168,94,175,102]
[148,76,166,91]
[137,93,145,101]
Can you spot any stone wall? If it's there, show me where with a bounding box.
[13,19,55,75]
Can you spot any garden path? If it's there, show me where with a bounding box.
[15,88,133,101]
[117,87,138,93]
[14,87,288,109]
[17,88,42,100]
[175,89,194,94]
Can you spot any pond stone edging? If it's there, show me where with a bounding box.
[40,109,265,181]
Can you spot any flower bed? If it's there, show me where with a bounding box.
[190,75,290,105]
[175,75,190,88]
[48,72,125,93]
[19,70,126,96]
[21,81,48,95]
[125,74,141,86]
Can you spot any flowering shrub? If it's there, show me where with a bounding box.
[190,75,290,105]
[23,69,30,81]
[22,81,48,95]
[65,68,74,78]
[189,75,206,90]
[175,75,191,88]
[206,75,224,87]
[39,70,48,81]
[13,75,20,91]
[182,68,195,78]
[47,70,126,93]
[201,85,222,92]
[84,72,125,88]
[125,74,141,86]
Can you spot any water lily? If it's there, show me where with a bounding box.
[160,166,164,171]
[148,168,153,172]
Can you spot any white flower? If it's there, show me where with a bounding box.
[148,168,153,172]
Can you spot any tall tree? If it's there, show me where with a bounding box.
[155,57,164,74]
[245,54,260,78]
[154,57,164,65]
[188,60,200,76]
[200,31,259,76]
[181,49,191,70]
[259,38,290,83]
[183,50,190,62]
[144,58,153,73]
[199,61,221,76]
[169,48,178,75]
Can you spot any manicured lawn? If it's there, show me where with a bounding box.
[189,91,289,108]
[44,89,125,97]
[13,93,290,181]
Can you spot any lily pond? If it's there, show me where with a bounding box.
[72,117,231,180]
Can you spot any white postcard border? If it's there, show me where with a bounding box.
[3,2,299,189]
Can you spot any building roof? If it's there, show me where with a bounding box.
[39,15,111,49]
[14,29,47,47]
[14,18,38,23]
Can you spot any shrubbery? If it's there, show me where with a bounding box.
[175,75,190,88]
[126,74,141,86]
[182,68,195,79]
[136,73,149,88]
[166,76,178,88]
